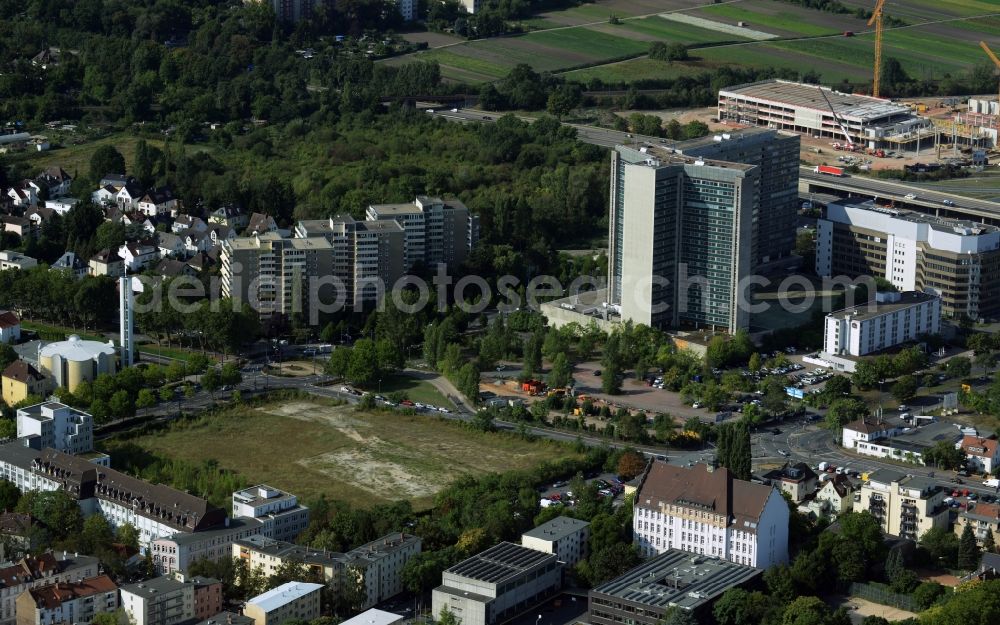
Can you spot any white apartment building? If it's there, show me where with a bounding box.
[521,517,590,567]
[15,574,118,625]
[16,402,94,455]
[347,533,422,609]
[854,470,948,540]
[821,291,940,372]
[151,518,263,575]
[243,582,323,625]
[0,251,38,271]
[120,574,222,625]
[816,200,1000,320]
[365,196,478,271]
[633,462,789,569]
[232,485,309,542]
[0,553,100,625]
[233,536,351,586]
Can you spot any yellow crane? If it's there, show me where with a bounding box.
[868,0,886,98]
[980,41,1000,114]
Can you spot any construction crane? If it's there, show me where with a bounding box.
[817,85,855,148]
[868,0,886,98]
[980,41,1000,115]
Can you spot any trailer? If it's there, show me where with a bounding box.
[815,165,845,177]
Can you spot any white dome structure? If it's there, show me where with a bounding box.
[38,335,117,392]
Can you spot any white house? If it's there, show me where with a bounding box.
[521,517,590,567]
[136,187,177,217]
[172,216,207,234]
[51,251,89,278]
[118,242,159,271]
[116,182,144,211]
[814,475,855,516]
[633,461,789,569]
[43,198,78,215]
[7,183,37,209]
[26,206,55,227]
[157,232,187,259]
[91,184,118,206]
[34,167,72,198]
[0,310,20,344]
[960,435,1000,474]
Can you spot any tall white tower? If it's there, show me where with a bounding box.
[119,274,134,367]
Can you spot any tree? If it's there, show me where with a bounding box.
[912,581,947,610]
[617,451,647,480]
[0,480,20,511]
[79,514,115,555]
[660,608,697,625]
[823,375,851,397]
[946,356,972,379]
[546,85,581,118]
[326,348,351,378]
[522,332,542,379]
[136,389,156,411]
[781,596,830,625]
[958,522,982,570]
[347,339,379,387]
[601,334,623,395]
[0,344,16,370]
[717,418,751,480]
[18,490,82,540]
[713,588,771,625]
[89,145,125,182]
[985,528,997,554]
[438,606,458,625]
[923,440,965,470]
[748,352,762,374]
[108,390,134,420]
[587,543,639,585]
[201,368,221,394]
[920,526,960,568]
[134,139,154,187]
[547,352,572,388]
[825,398,867,429]
[891,375,918,403]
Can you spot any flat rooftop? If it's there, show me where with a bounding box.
[234,535,352,566]
[165,518,262,546]
[827,291,937,323]
[233,484,296,507]
[523,517,590,542]
[121,574,219,599]
[618,145,756,172]
[368,202,420,216]
[347,533,420,561]
[720,79,911,122]
[247,581,323,612]
[590,549,760,611]
[445,542,556,584]
[832,200,1000,234]
[339,609,404,625]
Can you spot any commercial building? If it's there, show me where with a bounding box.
[1,362,48,407]
[821,291,941,372]
[0,443,227,547]
[16,402,93,455]
[960,435,1000,474]
[588,549,761,625]
[0,251,37,271]
[840,418,962,465]
[37,336,117,393]
[0,553,100,625]
[151,518,263,575]
[520,517,590,567]
[431,542,561,625]
[854,470,948,539]
[0,311,19,344]
[816,200,1000,321]
[243,582,323,625]
[15,574,118,625]
[955,502,1000,548]
[759,462,818,503]
[718,79,929,149]
[232,485,309,542]
[633,462,789,568]
[606,130,798,333]
[293,216,405,309]
[365,196,478,272]
[120,573,222,625]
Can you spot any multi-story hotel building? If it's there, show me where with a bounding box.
[853,470,948,540]
[816,200,1000,320]
[632,462,789,569]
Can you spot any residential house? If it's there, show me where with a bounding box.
[33,167,72,199]
[0,513,39,561]
[120,573,223,625]
[154,259,196,279]
[0,251,38,271]
[182,230,211,255]
[954,502,1000,549]
[91,185,118,207]
[246,213,278,236]
[814,475,856,516]
[633,461,790,568]
[136,187,177,217]
[0,553,101,625]
[172,216,207,234]
[6,184,37,210]
[118,242,159,271]
[1,362,48,407]
[116,182,144,211]
[209,204,248,229]
[156,232,187,259]
[761,463,819,503]
[44,198,78,215]
[16,402,94,455]
[99,174,127,189]
[1,217,30,238]
[24,207,54,228]
[243,582,322,625]
[0,311,19,344]
[960,435,1000,475]
[208,225,236,247]
[15,574,118,625]
[50,252,88,278]
[854,470,948,540]
[232,485,310,542]
[88,249,125,278]
[186,252,214,273]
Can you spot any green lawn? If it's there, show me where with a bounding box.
[563,56,705,82]
[367,374,455,409]
[415,48,510,79]
[525,27,650,58]
[107,399,580,509]
[20,321,106,343]
[700,5,840,36]
[137,344,219,364]
[620,15,751,43]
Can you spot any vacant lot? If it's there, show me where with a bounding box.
[124,400,577,509]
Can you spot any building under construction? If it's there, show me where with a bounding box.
[718,79,937,151]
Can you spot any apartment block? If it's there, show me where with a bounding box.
[16,403,93,455]
[234,536,350,586]
[521,517,590,567]
[0,553,100,625]
[1,362,48,408]
[955,502,1000,549]
[346,533,422,609]
[120,573,222,625]
[151,518,263,575]
[633,462,789,569]
[0,443,227,547]
[854,470,948,540]
[243,582,323,625]
[816,200,1000,320]
[232,485,309,542]
[432,543,561,625]
[821,291,941,372]
[366,196,478,272]
[15,574,118,625]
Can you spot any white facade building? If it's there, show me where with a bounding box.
[16,402,94,455]
[632,462,789,569]
[0,311,19,344]
[151,518,263,575]
[0,251,38,271]
[232,485,309,542]
[244,582,323,625]
[521,517,590,567]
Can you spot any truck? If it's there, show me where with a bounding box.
[985,478,1000,489]
[815,165,845,176]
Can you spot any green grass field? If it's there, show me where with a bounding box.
[563,56,706,83]
[368,374,455,409]
[524,27,650,58]
[619,15,751,43]
[137,344,219,364]
[114,399,579,509]
[20,321,106,343]
[699,5,840,36]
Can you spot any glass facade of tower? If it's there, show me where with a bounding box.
[679,178,737,328]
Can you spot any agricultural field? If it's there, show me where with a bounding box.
[120,399,579,509]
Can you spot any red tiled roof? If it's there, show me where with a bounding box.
[0,310,19,329]
[637,462,773,529]
[961,435,998,458]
